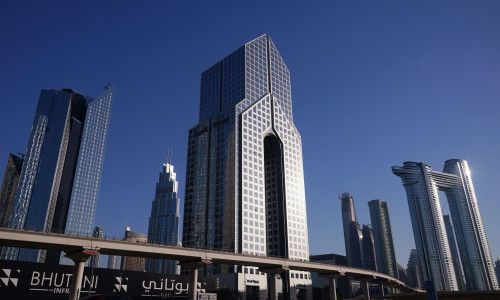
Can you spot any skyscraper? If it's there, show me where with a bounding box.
[361,225,377,272]
[443,214,466,290]
[0,154,23,227]
[182,35,311,296]
[89,226,103,268]
[368,199,398,277]
[340,193,363,268]
[107,255,119,270]
[1,87,114,263]
[146,160,181,274]
[392,160,499,291]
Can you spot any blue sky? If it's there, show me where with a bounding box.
[1,1,499,266]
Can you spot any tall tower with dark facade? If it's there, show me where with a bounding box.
[368,199,398,277]
[182,35,311,295]
[392,160,499,291]
[146,161,181,274]
[1,87,114,263]
[340,193,363,268]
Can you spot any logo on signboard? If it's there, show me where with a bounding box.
[114,277,128,292]
[0,269,20,287]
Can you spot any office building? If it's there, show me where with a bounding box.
[443,214,466,290]
[89,226,103,268]
[361,225,377,271]
[0,154,23,227]
[407,249,424,290]
[340,193,363,268]
[1,87,114,263]
[182,35,311,298]
[121,227,147,271]
[368,199,398,277]
[146,160,181,274]
[393,160,499,291]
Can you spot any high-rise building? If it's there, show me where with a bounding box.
[340,193,363,268]
[368,199,398,277]
[407,249,424,290]
[1,87,114,263]
[182,35,311,297]
[443,214,466,290]
[121,227,147,271]
[146,161,181,274]
[393,160,499,291]
[107,255,119,270]
[361,225,377,271]
[397,263,408,285]
[0,154,23,227]
[89,226,103,268]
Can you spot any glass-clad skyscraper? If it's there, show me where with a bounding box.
[340,193,363,268]
[182,35,311,297]
[1,87,114,263]
[368,199,398,278]
[146,161,181,274]
[392,160,499,291]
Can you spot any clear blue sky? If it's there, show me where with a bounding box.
[1,1,499,267]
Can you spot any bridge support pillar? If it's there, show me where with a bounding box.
[318,272,343,300]
[65,248,98,300]
[178,258,212,300]
[259,265,290,300]
[361,280,370,300]
[380,284,385,299]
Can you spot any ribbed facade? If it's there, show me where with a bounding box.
[182,35,311,295]
[361,225,377,271]
[0,154,23,227]
[443,214,466,290]
[368,199,398,277]
[146,162,181,274]
[392,160,499,291]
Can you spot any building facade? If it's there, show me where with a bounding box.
[361,225,377,271]
[0,154,23,227]
[407,249,424,290]
[89,226,103,268]
[121,227,147,272]
[368,199,398,277]
[146,161,181,274]
[340,193,363,268]
[392,160,499,291]
[182,35,311,298]
[107,255,119,270]
[443,214,466,290]
[1,87,114,263]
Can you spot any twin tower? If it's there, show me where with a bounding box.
[393,159,499,291]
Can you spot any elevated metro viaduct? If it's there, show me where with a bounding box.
[0,228,423,300]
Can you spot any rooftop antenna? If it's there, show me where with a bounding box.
[104,83,111,90]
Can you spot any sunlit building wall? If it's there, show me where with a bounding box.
[393,159,499,291]
[182,34,311,298]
